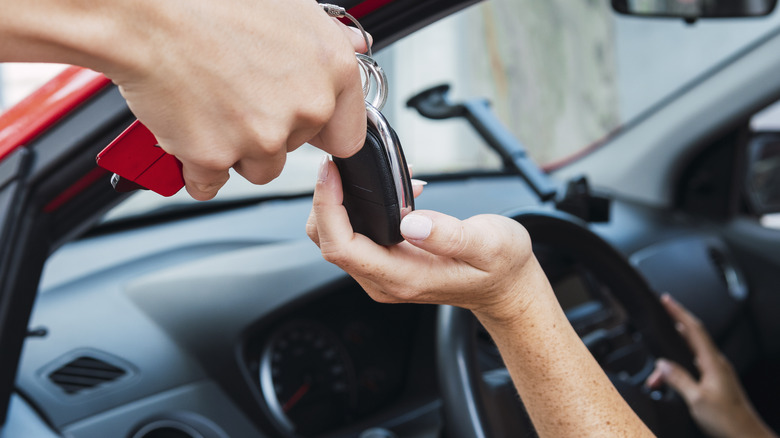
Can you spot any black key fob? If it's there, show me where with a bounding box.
[333,104,414,246]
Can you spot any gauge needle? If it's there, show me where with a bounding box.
[283,382,311,413]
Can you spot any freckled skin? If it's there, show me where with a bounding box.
[474,259,653,437]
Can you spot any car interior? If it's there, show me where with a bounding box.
[2,0,780,437]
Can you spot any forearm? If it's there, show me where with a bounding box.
[473,258,654,437]
[0,0,167,73]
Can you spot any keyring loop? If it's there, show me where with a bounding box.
[320,4,386,109]
[320,3,372,57]
[358,60,371,99]
[356,53,388,111]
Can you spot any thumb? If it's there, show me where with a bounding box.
[656,359,700,404]
[400,212,515,268]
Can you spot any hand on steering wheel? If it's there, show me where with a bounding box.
[646,294,776,438]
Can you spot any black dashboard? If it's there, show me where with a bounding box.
[245,285,438,437]
[8,174,756,438]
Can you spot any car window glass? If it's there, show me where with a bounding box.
[376,0,780,168]
[0,63,68,111]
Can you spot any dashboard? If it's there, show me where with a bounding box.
[8,175,756,437]
[246,286,437,437]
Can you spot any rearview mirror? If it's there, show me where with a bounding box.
[745,132,780,215]
[612,0,777,19]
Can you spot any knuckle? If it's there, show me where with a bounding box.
[189,153,236,172]
[185,186,218,201]
[247,127,288,156]
[332,46,359,75]
[189,180,222,193]
[184,173,229,199]
[242,160,285,185]
[481,236,506,260]
[186,189,216,201]
[298,95,336,129]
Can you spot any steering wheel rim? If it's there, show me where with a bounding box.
[436,210,699,437]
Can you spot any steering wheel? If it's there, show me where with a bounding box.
[436,211,702,438]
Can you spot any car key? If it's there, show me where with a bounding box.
[328,40,414,246]
[333,103,414,246]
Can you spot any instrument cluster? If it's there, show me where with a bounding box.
[246,284,435,437]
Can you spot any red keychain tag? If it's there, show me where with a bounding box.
[96,120,185,196]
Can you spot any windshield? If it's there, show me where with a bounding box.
[4,0,780,221]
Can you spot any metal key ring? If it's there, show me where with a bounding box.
[356,53,388,111]
[320,3,372,57]
[319,4,387,109]
[358,59,371,99]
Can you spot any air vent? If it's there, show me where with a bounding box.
[48,356,127,395]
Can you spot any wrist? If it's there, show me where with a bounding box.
[471,257,558,328]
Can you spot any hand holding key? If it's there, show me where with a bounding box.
[2,0,368,201]
[98,4,413,246]
[109,0,369,200]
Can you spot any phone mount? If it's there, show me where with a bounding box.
[407,84,609,223]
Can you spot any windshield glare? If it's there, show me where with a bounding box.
[99,0,780,220]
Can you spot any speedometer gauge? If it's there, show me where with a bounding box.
[260,320,357,436]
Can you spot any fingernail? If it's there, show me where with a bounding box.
[400,214,432,240]
[411,179,428,187]
[318,155,330,182]
[656,359,671,375]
